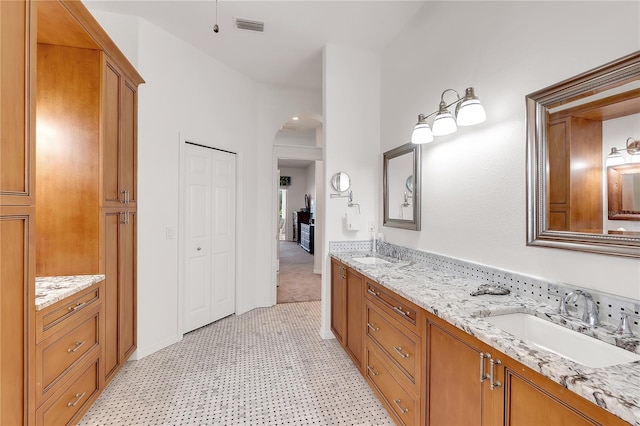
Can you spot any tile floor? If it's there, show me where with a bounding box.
[79,301,393,425]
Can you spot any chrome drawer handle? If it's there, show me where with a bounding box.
[393,306,410,316]
[489,358,502,390]
[367,288,379,297]
[394,346,409,358]
[67,341,86,353]
[393,399,409,414]
[67,302,85,312]
[67,392,86,408]
[367,365,379,376]
[367,322,379,332]
[479,352,490,382]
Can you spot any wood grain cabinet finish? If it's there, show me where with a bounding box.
[330,258,364,371]
[102,210,137,384]
[330,260,630,426]
[35,282,103,408]
[101,57,138,208]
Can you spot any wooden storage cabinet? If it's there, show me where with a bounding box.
[103,209,137,383]
[101,57,138,208]
[330,258,364,370]
[35,281,103,424]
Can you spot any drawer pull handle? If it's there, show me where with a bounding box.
[366,365,379,376]
[67,341,86,353]
[394,346,410,358]
[489,358,502,390]
[67,302,85,312]
[393,399,409,414]
[479,352,490,383]
[367,288,379,297]
[367,322,379,332]
[393,306,410,316]
[67,392,86,408]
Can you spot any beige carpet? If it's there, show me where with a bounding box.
[277,241,321,303]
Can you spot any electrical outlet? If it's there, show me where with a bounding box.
[166,227,175,239]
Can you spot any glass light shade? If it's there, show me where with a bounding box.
[456,99,486,126]
[432,111,457,136]
[411,122,433,144]
[606,148,625,167]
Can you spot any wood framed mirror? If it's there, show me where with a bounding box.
[526,51,640,257]
[383,143,421,230]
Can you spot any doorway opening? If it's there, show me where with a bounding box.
[278,189,287,241]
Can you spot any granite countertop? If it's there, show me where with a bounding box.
[35,275,105,311]
[331,251,640,425]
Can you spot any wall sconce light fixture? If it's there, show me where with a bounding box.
[411,87,486,144]
[606,137,640,166]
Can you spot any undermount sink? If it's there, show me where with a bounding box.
[351,257,391,265]
[484,313,640,368]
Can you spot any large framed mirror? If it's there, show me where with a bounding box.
[383,142,421,230]
[526,51,640,258]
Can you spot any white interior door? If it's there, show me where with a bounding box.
[184,143,236,333]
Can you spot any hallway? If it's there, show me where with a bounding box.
[277,241,321,304]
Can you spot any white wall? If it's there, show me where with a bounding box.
[275,129,316,146]
[322,44,381,337]
[87,9,324,358]
[380,1,640,300]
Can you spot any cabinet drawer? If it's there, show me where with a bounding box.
[36,308,100,403]
[36,282,102,343]
[36,357,100,426]
[365,347,419,426]
[365,281,419,331]
[366,304,419,384]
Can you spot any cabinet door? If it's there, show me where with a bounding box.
[0,208,34,425]
[427,320,486,426]
[0,0,34,206]
[330,259,346,344]
[345,269,364,370]
[101,58,138,207]
[102,209,137,383]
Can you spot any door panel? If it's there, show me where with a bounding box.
[183,144,235,333]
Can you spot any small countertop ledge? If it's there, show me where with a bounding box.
[331,251,640,425]
[35,275,105,311]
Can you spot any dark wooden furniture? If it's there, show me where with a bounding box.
[292,210,310,243]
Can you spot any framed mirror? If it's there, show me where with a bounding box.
[608,163,640,221]
[383,142,421,230]
[526,51,640,257]
[330,172,351,193]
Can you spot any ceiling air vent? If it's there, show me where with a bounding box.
[235,18,264,32]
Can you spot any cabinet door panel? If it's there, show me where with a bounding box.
[120,211,136,360]
[0,0,33,205]
[345,269,363,369]
[427,321,484,426]
[103,211,121,381]
[121,80,137,205]
[0,210,33,425]
[330,260,346,344]
[102,60,121,205]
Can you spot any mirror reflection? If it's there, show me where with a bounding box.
[526,51,640,257]
[383,143,421,230]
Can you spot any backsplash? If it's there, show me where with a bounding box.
[329,240,640,334]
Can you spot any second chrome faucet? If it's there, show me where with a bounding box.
[558,290,600,327]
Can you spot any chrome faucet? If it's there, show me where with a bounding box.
[558,290,600,326]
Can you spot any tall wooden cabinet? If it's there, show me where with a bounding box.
[0,0,142,423]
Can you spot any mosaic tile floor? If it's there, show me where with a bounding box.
[79,301,393,426]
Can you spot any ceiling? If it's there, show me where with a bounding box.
[84,0,426,91]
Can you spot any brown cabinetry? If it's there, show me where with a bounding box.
[102,210,137,383]
[330,258,629,426]
[548,116,603,232]
[34,281,103,425]
[330,258,364,370]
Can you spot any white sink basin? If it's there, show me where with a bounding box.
[484,313,640,368]
[351,257,391,265]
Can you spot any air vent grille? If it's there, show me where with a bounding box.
[235,18,264,32]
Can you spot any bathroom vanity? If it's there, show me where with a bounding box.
[330,252,638,425]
